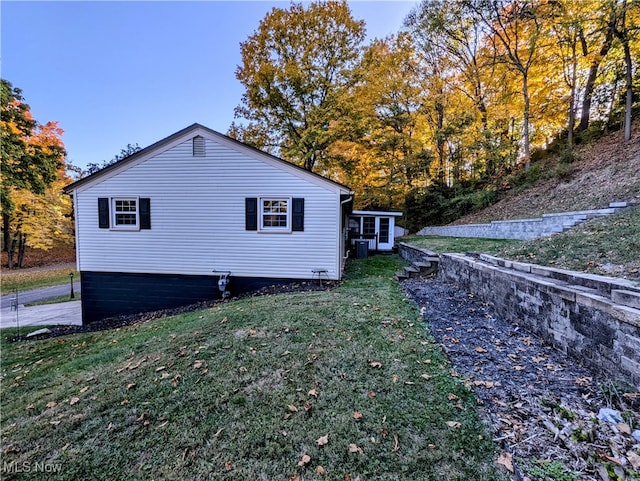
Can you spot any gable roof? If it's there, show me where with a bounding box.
[64,123,352,194]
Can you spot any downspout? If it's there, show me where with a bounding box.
[339,195,354,277]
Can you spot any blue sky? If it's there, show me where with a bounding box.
[2,1,417,170]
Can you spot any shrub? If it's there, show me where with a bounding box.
[554,162,574,181]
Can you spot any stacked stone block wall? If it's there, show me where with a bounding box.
[437,253,640,389]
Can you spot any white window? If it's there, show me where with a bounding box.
[260,198,290,231]
[112,198,139,230]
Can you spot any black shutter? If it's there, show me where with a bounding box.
[245,198,258,231]
[140,198,151,229]
[292,198,304,232]
[98,198,109,228]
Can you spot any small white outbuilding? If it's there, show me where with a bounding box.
[348,210,403,254]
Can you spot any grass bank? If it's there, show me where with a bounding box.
[402,205,640,281]
[0,256,505,481]
[1,267,78,295]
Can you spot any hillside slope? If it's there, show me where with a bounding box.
[455,121,640,225]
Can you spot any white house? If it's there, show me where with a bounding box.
[64,124,353,324]
[348,210,403,253]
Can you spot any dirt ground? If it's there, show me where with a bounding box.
[454,121,640,225]
[1,243,76,270]
[402,275,640,481]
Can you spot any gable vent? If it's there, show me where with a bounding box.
[193,135,205,157]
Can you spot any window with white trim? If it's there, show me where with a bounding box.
[112,198,139,229]
[260,198,290,231]
[363,217,376,236]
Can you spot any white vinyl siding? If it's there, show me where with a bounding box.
[74,135,347,280]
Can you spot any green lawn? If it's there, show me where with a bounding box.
[1,267,78,295]
[402,205,640,281]
[401,236,519,255]
[0,256,505,481]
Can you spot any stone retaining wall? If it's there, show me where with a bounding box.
[416,204,630,240]
[398,242,438,264]
[438,253,640,389]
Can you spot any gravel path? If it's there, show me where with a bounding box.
[402,275,640,481]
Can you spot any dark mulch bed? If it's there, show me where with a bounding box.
[402,275,640,481]
[8,280,340,343]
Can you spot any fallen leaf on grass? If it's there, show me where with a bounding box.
[308,389,318,398]
[446,421,461,429]
[69,397,80,406]
[497,452,513,472]
[288,404,299,413]
[171,374,182,388]
[473,380,499,388]
[193,360,204,369]
[353,411,363,420]
[79,386,89,393]
[315,465,326,475]
[136,412,149,423]
[368,391,376,398]
[289,477,300,481]
[224,461,233,471]
[303,402,313,412]
[298,454,311,467]
[421,374,432,380]
[475,346,488,353]
[127,383,136,390]
[348,443,363,454]
[316,435,329,446]
[46,401,57,409]
[447,393,459,401]
[369,361,382,368]
[393,433,399,452]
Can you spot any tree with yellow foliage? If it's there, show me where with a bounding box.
[1,79,69,268]
[231,0,365,173]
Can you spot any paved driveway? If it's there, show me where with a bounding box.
[1,283,82,329]
[0,301,82,329]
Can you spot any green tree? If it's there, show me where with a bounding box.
[231,0,365,172]
[84,143,141,176]
[1,79,66,265]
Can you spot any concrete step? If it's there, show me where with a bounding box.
[404,266,421,278]
[414,260,438,275]
[394,271,409,281]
